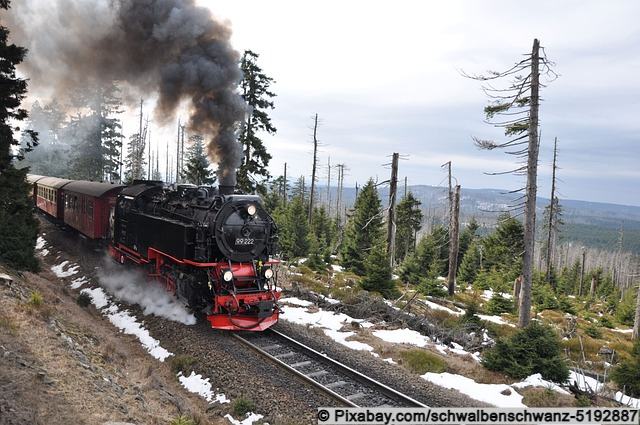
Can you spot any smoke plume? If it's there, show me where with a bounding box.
[4,0,246,185]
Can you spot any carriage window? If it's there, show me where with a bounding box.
[88,200,94,218]
[82,198,86,213]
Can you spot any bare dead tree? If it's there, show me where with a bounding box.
[462,38,558,327]
[387,153,399,266]
[308,113,321,224]
[447,185,461,295]
[544,137,563,283]
[326,156,331,216]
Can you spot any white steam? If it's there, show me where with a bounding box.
[98,260,196,325]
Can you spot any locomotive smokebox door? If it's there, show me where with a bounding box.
[257,300,275,318]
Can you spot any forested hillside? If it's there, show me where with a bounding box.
[316,185,640,255]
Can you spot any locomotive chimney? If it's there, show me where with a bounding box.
[219,185,235,196]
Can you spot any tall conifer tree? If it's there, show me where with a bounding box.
[237,50,276,194]
[0,0,39,270]
[340,179,384,274]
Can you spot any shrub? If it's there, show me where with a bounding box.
[170,415,196,425]
[484,293,513,315]
[418,278,447,297]
[398,349,448,374]
[575,395,591,407]
[305,253,328,273]
[481,321,570,383]
[76,292,92,308]
[610,340,640,397]
[29,290,44,307]
[557,296,577,315]
[169,355,197,375]
[583,325,602,340]
[598,315,614,329]
[615,289,636,326]
[459,301,484,333]
[533,284,559,311]
[232,395,255,416]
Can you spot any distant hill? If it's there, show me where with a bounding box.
[319,185,640,254]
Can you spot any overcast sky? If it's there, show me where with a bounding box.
[195,0,639,207]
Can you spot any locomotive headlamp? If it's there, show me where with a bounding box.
[223,270,234,282]
[247,204,257,216]
[263,267,274,279]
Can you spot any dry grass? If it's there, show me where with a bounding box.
[0,313,20,336]
[397,348,448,374]
[518,386,577,407]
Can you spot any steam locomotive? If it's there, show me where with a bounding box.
[28,175,282,331]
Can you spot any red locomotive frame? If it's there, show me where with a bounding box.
[110,242,281,331]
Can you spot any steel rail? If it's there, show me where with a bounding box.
[232,328,427,408]
[231,330,357,407]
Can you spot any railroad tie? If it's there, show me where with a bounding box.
[260,344,281,351]
[325,381,346,389]
[305,370,328,378]
[346,392,367,401]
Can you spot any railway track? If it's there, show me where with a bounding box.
[233,328,428,408]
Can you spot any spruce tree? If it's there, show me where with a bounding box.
[481,213,524,275]
[311,205,334,256]
[237,50,276,194]
[182,135,214,185]
[0,2,39,271]
[394,192,423,264]
[277,197,310,259]
[340,179,384,274]
[457,240,483,285]
[481,321,569,383]
[400,225,449,284]
[457,217,480,266]
[362,236,398,299]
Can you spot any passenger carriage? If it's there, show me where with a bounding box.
[32,176,74,219]
[62,180,126,240]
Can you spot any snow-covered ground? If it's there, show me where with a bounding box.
[39,236,640,424]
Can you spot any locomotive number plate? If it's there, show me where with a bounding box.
[235,237,254,245]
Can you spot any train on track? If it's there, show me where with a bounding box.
[27,174,282,331]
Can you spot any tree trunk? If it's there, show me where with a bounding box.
[387,153,399,267]
[447,185,461,296]
[518,38,540,328]
[308,113,319,224]
[513,275,522,311]
[590,275,598,298]
[546,137,558,284]
[632,283,640,339]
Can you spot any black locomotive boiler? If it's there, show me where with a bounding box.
[109,181,282,331]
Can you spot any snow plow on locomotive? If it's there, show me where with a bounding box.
[109,181,282,331]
